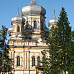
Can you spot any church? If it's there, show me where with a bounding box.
[8,0,58,74]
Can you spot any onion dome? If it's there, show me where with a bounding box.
[8,27,12,32]
[48,10,58,26]
[11,12,25,23]
[21,0,46,16]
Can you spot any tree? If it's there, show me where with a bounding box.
[0,25,12,73]
[41,50,50,74]
[55,7,71,74]
[47,26,62,74]
[68,31,74,74]
[42,7,72,74]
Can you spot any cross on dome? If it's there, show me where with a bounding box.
[32,0,34,1]
[54,9,55,16]
[17,7,19,16]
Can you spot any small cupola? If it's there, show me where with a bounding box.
[11,11,25,23]
[8,27,12,32]
[48,10,58,26]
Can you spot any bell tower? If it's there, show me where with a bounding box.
[9,12,25,40]
[48,10,58,30]
[21,0,46,40]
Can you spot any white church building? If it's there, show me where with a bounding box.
[8,0,58,74]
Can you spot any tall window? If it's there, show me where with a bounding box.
[26,21,29,29]
[42,56,44,65]
[17,26,20,32]
[37,56,40,66]
[34,20,37,28]
[17,56,20,66]
[26,21,28,25]
[32,56,35,66]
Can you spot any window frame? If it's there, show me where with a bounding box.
[37,56,40,66]
[34,20,37,28]
[17,56,20,66]
[17,26,20,32]
[32,56,35,66]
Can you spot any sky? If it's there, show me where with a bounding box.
[0,0,74,41]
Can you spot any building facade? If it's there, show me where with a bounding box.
[8,0,58,74]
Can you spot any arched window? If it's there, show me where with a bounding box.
[42,56,45,65]
[32,56,35,66]
[17,56,20,66]
[34,20,37,28]
[17,26,20,32]
[26,21,29,29]
[26,21,28,25]
[37,56,40,66]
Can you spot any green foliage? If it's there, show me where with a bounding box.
[68,31,74,74]
[0,25,12,73]
[56,7,71,73]
[41,50,50,74]
[42,7,74,74]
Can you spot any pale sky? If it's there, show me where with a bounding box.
[0,0,74,41]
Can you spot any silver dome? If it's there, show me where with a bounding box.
[8,27,12,32]
[21,0,46,16]
[48,15,58,26]
[11,12,25,23]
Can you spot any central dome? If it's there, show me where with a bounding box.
[21,0,46,16]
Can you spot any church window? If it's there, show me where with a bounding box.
[42,56,45,65]
[17,56,20,66]
[32,56,35,66]
[26,21,29,29]
[26,21,28,25]
[37,56,40,66]
[34,20,37,28]
[17,26,20,32]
